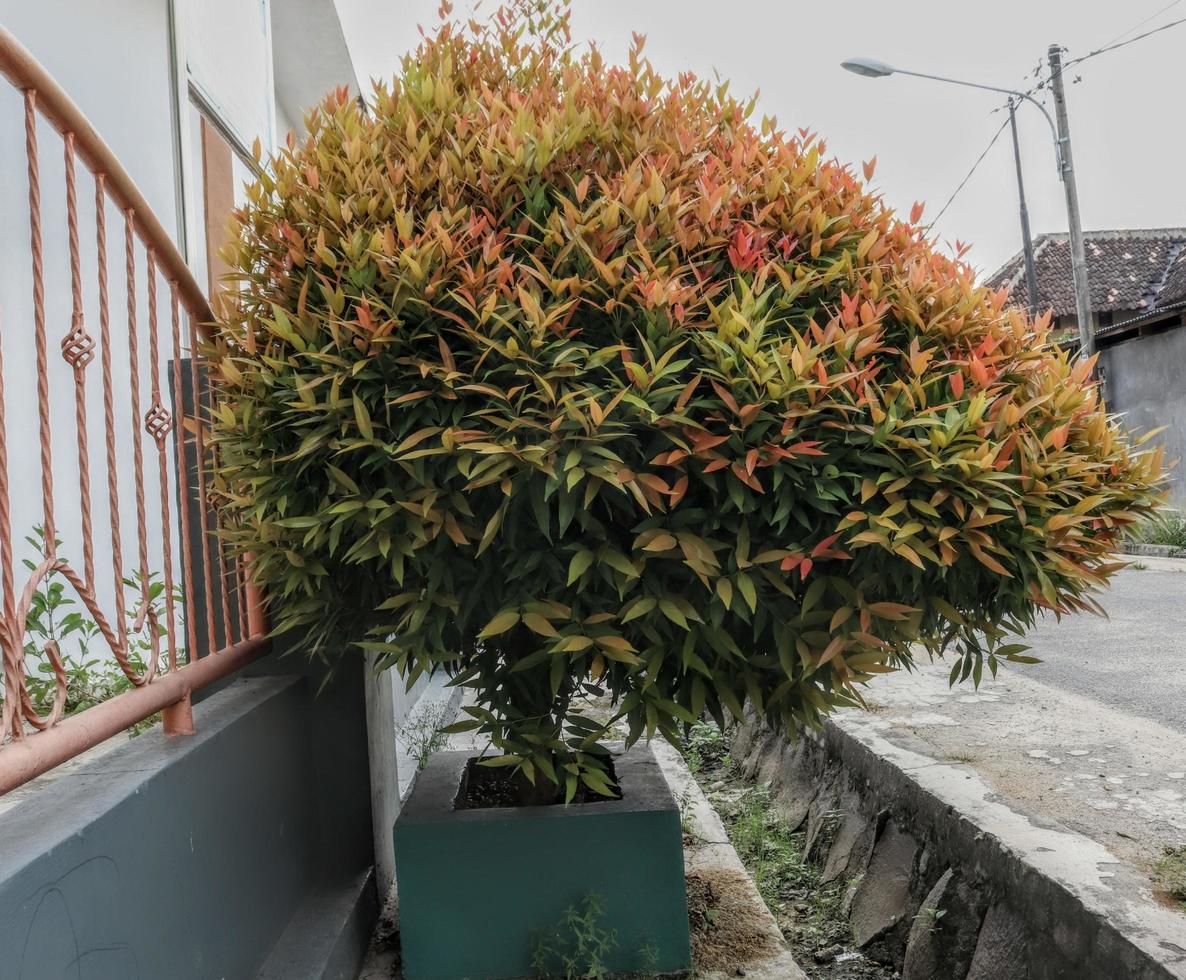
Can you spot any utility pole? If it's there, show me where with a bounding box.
[1048,44,1095,359]
[1008,99,1040,312]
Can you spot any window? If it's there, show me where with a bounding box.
[187,99,255,308]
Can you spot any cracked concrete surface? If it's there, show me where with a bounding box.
[827,710,1186,976]
[849,557,1186,897]
[844,635,1186,915]
[853,660,1186,895]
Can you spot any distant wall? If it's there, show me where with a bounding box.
[0,655,377,980]
[1100,322,1186,512]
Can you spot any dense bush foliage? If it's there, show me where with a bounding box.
[211,2,1163,799]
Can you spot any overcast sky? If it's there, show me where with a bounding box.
[336,0,1186,279]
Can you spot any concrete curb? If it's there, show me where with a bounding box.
[651,738,808,980]
[733,716,1186,979]
[1123,543,1186,560]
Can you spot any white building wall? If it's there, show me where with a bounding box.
[0,0,184,646]
[275,99,296,146]
[2,2,438,851]
[0,0,275,666]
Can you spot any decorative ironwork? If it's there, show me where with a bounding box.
[144,403,173,443]
[0,25,270,794]
[60,315,96,370]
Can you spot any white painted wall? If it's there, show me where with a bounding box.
[1,1,438,867]
[0,0,277,667]
[0,0,184,650]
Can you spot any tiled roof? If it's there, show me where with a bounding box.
[1161,242,1186,305]
[987,229,1186,317]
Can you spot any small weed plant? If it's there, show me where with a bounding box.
[530,893,617,979]
[2,526,181,735]
[913,904,947,935]
[675,785,697,838]
[683,721,731,777]
[396,698,453,770]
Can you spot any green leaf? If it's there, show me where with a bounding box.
[658,598,689,628]
[440,720,483,734]
[567,550,593,585]
[523,612,560,637]
[352,394,374,441]
[620,596,656,623]
[802,578,827,616]
[479,609,520,638]
[478,755,524,768]
[580,769,618,798]
[736,573,758,613]
[602,550,639,580]
[715,577,733,609]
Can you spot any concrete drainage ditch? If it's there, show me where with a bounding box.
[732,715,1186,980]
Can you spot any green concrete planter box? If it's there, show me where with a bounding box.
[394,743,690,979]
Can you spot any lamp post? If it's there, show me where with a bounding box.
[841,56,1094,358]
[1007,99,1040,313]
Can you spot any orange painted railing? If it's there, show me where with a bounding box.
[0,27,269,794]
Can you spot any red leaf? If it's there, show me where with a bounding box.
[811,533,841,557]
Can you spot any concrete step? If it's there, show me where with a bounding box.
[258,867,377,980]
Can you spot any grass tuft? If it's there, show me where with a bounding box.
[680,723,855,957]
[1155,846,1186,905]
[1133,515,1186,550]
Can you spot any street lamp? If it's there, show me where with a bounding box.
[839,57,894,79]
[840,58,1062,161]
[842,55,1095,358]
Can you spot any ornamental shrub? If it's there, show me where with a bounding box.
[210,2,1163,801]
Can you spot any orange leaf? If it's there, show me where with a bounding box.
[819,636,846,666]
[811,533,841,557]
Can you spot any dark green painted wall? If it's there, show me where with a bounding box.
[0,654,376,980]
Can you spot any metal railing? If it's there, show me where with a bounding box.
[0,27,269,794]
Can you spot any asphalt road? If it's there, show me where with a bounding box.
[1021,558,1186,733]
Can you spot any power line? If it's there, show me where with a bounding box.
[1096,0,1183,52]
[1062,13,1186,72]
[1024,10,1186,98]
[927,6,1186,235]
[929,115,1012,228]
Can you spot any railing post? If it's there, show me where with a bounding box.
[245,552,268,637]
[162,695,194,736]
